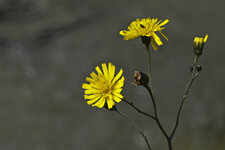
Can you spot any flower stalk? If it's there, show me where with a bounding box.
[114,108,152,150]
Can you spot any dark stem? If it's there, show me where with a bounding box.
[146,46,153,88]
[144,85,170,139]
[144,85,157,117]
[114,109,152,150]
[123,98,156,120]
[145,46,172,150]
[170,56,200,139]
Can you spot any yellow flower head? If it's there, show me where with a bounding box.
[193,34,208,46]
[120,17,169,50]
[82,63,124,109]
[193,34,208,56]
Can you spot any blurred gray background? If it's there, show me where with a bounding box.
[0,0,224,150]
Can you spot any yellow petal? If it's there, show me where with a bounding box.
[204,34,208,43]
[112,88,122,93]
[82,83,92,90]
[158,19,169,27]
[89,83,102,90]
[108,63,115,81]
[120,30,126,36]
[112,69,123,85]
[107,98,115,109]
[102,63,108,77]
[112,76,125,89]
[90,72,98,80]
[152,33,163,46]
[84,94,100,100]
[93,97,105,108]
[85,89,101,95]
[86,77,95,83]
[113,96,122,103]
[95,66,103,75]
[159,31,168,41]
[87,96,101,105]
[112,92,123,99]
[150,37,159,51]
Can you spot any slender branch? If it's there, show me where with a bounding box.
[170,56,200,139]
[145,46,171,150]
[144,85,157,117]
[114,109,152,150]
[146,46,152,85]
[144,85,170,139]
[122,98,156,120]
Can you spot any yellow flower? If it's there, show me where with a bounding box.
[120,17,169,50]
[82,63,124,109]
[193,34,208,56]
[193,34,208,46]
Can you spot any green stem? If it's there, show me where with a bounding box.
[114,109,152,150]
[145,46,171,150]
[123,98,156,120]
[146,46,152,87]
[170,55,200,139]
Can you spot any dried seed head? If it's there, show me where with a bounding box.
[132,71,149,86]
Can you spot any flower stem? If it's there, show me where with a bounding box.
[123,98,156,120]
[170,56,200,139]
[114,109,152,150]
[145,46,171,150]
[146,46,152,87]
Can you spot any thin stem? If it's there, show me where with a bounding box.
[146,46,152,87]
[144,85,157,117]
[114,109,152,150]
[123,98,156,120]
[170,56,200,139]
[144,85,169,138]
[145,46,171,150]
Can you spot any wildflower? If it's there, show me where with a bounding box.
[120,17,169,50]
[193,34,208,56]
[82,63,125,109]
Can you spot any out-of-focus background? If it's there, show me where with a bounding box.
[0,0,224,150]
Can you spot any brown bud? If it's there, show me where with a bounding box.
[196,65,202,72]
[132,71,149,86]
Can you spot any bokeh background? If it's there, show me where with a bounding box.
[0,0,224,150]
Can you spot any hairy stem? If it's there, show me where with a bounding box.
[114,109,152,150]
[170,56,200,139]
[144,85,170,141]
[123,98,156,120]
[145,46,171,150]
[146,46,152,88]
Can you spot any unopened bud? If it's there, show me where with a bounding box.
[193,34,208,57]
[132,71,149,86]
[196,65,202,72]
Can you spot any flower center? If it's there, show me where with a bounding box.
[101,82,112,96]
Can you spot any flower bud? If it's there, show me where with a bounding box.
[196,65,202,72]
[193,34,208,57]
[132,71,149,86]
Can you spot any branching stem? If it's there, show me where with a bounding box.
[145,46,201,150]
[123,98,156,120]
[114,109,152,150]
[170,56,199,139]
